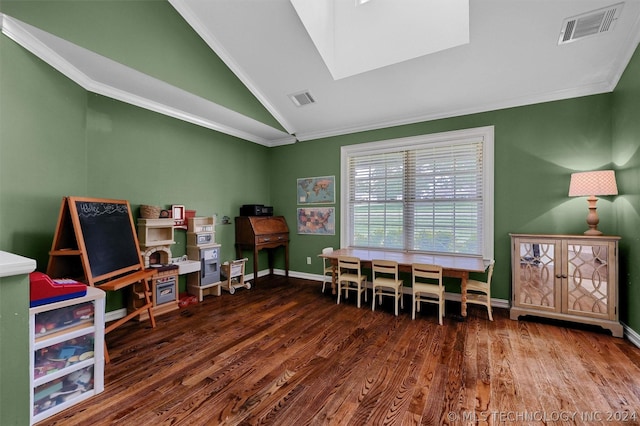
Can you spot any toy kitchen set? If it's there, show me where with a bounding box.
[135,211,213,318]
[185,216,222,301]
[135,217,180,319]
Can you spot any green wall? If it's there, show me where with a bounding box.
[0,5,276,423]
[612,45,640,331]
[0,34,88,264]
[1,2,640,423]
[1,0,635,324]
[81,94,273,310]
[0,273,31,425]
[0,0,283,131]
[0,1,278,277]
[271,94,615,300]
[0,36,274,283]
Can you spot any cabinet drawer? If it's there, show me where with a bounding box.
[34,301,95,342]
[34,334,95,380]
[257,233,289,244]
[33,365,95,418]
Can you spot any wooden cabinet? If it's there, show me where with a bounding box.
[510,234,622,337]
[235,216,289,285]
[30,287,105,424]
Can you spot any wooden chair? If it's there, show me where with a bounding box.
[337,256,367,308]
[466,260,495,320]
[411,263,445,324]
[371,259,404,315]
[321,247,334,293]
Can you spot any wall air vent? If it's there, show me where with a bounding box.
[558,2,623,45]
[289,90,315,107]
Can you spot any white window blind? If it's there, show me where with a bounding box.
[350,151,405,249]
[342,127,494,258]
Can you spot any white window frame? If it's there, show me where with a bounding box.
[340,126,494,260]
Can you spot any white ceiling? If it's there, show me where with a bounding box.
[3,1,640,147]
[169,0,640,142]
[288,0,470,80]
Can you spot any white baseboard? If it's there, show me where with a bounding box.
[623,323,640,348]
[279,269,511,309]
[105,308,127,323]
[102,268,638,349]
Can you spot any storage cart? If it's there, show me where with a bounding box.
[221,258,251,294]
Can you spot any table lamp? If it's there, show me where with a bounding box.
[568,170,618,235]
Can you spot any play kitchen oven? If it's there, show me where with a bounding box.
[130,264,179,320]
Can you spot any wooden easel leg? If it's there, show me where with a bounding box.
[143,277,156,328]
[104,342,111,364]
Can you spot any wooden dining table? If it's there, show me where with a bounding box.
[320,247,488,317]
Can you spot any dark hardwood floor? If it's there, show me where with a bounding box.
[41,276,640,425]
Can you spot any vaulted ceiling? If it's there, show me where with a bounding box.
[3,1,640,146]
[169,0,640,142]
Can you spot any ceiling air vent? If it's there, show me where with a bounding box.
[558,2,623,45]
[289,90,315,107]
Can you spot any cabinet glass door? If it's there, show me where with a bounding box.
[515,239,561,312]
[565,241,612,319]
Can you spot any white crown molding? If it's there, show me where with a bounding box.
[294,82,614,142]
[0,14,296,147]
[168,0,297,137]
[608,8,640,92]
[286,14,640,144]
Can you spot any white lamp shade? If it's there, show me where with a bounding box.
[568,170,618,197]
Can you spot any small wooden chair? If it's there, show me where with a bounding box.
[337,256,367,308]
[412,263,444,324]
[371,259,403,315]
[466,260,495,320]
[321,247,334,293]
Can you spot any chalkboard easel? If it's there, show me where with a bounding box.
[46,196,157,362]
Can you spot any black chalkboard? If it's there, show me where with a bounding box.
[71,197,141,281]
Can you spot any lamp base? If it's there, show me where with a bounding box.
[584,196,602,236]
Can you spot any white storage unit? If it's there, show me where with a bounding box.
[29,287,105,424]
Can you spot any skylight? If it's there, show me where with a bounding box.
[290,0,470,80]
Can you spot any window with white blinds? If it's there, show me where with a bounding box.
[341,126,494,258]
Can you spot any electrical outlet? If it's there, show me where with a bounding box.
[307,256,312,265]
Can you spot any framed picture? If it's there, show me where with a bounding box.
[297,175,335,204]
[171,204,185,226]
[297,207,335,235]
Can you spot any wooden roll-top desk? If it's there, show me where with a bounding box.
[235,216,289,285]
